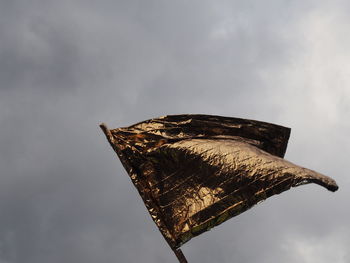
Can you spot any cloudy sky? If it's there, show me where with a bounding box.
[1,1,349,262]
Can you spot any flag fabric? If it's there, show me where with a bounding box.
[100,114,338,251]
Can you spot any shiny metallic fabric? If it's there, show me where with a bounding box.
[100,114,338,250]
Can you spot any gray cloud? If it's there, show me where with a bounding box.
[0,1,349,262]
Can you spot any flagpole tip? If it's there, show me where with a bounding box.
[99,123,114,144]
[99,122,108,131]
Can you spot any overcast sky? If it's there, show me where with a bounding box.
[1,1,349,262]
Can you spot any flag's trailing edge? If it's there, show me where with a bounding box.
[100,114,338,252]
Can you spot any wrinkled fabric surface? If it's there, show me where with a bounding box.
[100,114,338,249]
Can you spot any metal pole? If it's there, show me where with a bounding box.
[173,248,188,263]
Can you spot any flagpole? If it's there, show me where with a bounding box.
[173,248,188,263]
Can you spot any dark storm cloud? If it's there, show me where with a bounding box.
[1,1,348,262]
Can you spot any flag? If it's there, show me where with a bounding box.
[100,114,338,260]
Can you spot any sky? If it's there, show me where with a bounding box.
[0,1,349,262]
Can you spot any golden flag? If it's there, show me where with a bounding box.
[100,114,338,263]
